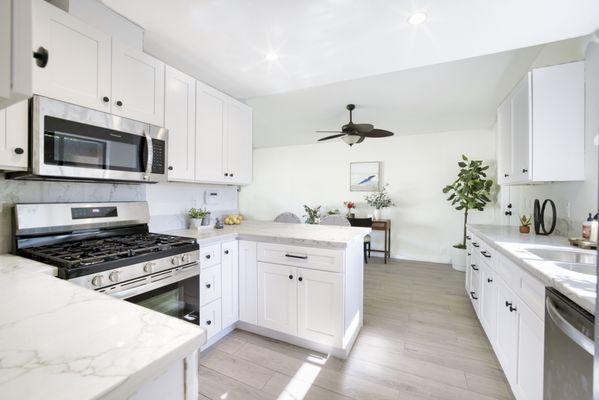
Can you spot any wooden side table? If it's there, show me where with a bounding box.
[370,219,391,263]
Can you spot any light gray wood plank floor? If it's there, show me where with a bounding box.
[198,258,515,400]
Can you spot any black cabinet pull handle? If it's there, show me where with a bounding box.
[487,278,493,283]
[470,264,479,271]
[298,277,303,282]
[102,96,109,103]
[505,211,512,216]
[224,250,229,255]
[33,46,49,68]
[205,254,211,259]
[230,173,234,177]
[168,166,173,171]
[288,274,293,280]
[14,147,24,155]
[206,320,212,325]
[466,235,471,240]
[472,243,480,248]
[505,301,512,307]
[504,173,509,178]
[470,291,478,300]
[522,168,528,173]
[481,251,491,258]
[467,252,471,256]
[509,305,517,312]
[224,173,229,177]
[116,100,123,106]
[206,283,211,289]
[285,254,308,260]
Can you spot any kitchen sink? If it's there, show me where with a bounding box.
[527,248,596,266]
[553,262,596,276]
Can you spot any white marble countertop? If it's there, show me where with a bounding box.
[0,254,207,400]
[167,220,371,248]
[468,224,596,314]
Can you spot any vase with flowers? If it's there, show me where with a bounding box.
[344,201,356,218]
[364,184,395,220]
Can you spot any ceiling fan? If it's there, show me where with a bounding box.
[316,104,394,146]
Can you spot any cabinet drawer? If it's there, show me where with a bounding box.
[515,264,545,320]
[200,299,222,339]
[477,240,496,268]
[200,243,221,268]
[200,264,221,306]
[257,243,344,272]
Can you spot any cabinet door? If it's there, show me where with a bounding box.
[239,240,258,324]
[257,262,297,336]
[0,100,28,170]
[195,81,226,183]
[111,40,165,125]
[480,265,497,342]
[32,0,111,112]
[225,99,252,184]
[297,268,342,346]
[495,277,519,384]
[510,73,532,183]
[496,97,512,185]
[221,240,239,328]
[164,66,195,181]
[200,299,222,340]
[515,301,544,400]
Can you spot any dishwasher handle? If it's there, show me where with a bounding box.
[546,297,594,355]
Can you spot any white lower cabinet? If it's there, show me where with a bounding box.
[221,240,239,328]
[257,262,298,336]
[297,268,342,346]
[467,230,544,400]
[200,299,221,340]
[238,240,258,324]
[199,265,221,307]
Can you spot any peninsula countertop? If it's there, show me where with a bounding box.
[468,224,596,314]
[167,220,372,248]
[0,254,207,400]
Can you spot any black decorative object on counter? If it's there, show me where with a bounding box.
[533,199,557,235]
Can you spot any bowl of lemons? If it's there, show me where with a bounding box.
[224,214,243,225]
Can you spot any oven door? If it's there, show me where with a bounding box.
[113,265,200,325]
[32,95,167,183]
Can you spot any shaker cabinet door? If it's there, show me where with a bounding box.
[510,73,531,183]
[225,99,252,184]
[221,240,239,328]
[257,262,297,336]
[0,100,28,170]
[195,81,226,183]
[238,240,258,324]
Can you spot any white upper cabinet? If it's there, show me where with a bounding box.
[496,61,585,185]
[164,66,195,181]
[0,100,28,170]
[195,81,226,183]
[226,99,253,185]
[32,0,111,112]
[111,40,165,126]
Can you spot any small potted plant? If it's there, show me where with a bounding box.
[519,215,532,234]
[188,207,208,229]
[443,155,493,271]
[303,205,322,224]
[364,184,395,220]
[344,201,356,218]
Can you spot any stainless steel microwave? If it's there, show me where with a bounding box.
[7,96,168,183]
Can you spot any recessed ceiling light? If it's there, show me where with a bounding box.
[407,12,427,25]
[265,51,279,62]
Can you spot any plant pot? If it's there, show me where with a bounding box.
[450,246,467,272]
[373,209,382,220]
[189,218,203,229]
[201,212,211,226]
[519,226,530,234]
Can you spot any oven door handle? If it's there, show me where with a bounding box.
[111,264,199,300]
[546,296,594,355]
[143,130,153,179]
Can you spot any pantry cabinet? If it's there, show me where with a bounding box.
[496,61,584,185]
[32,0,111,112]
[164,66,196,181]
[0,100,28,170]
[111,40,164,126]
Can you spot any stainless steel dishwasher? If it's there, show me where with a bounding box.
[544,287,594,399]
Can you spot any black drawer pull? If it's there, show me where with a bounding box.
[298,277,303,282]
[14,147,24,155]
[288,274,293,280]
[480,251,491,258]
[224,250,229,255]
[33,46,49,68]
[470,291,478,300]
[505,301,512,307]
[470,264,479,271]
[285,254,308,260]
[205,283,211,289]
[472,243,480,248]
[206,320,212,325]
[205,254,211,259]
[466,235,471,240]
[509,305,517,312]
[487,278,493,283]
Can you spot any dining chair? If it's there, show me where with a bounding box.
[320,215,351,226]
[274,212,301,224]
[347,217,373,264]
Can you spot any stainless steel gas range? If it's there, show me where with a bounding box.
[13,202,200,325]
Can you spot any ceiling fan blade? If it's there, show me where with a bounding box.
[356,136,366,143]
[315,130,343,133]
[360,129,394,138]
[318,133,347,141]
[342,123,373,133]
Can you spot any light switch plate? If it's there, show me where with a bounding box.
[204,189,222,205]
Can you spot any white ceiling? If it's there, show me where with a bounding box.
[101,0,599,99]
[247,36,588,148]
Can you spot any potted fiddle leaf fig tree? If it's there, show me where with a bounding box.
[443,155,493,271]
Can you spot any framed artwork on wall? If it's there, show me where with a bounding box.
[350,161,380,191]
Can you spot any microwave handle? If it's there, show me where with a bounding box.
[143,130,153,179]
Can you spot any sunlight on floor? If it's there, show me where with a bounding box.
[277,354,328,399]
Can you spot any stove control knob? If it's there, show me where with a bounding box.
[91,275,104,287]
[143,262,154,273]
[171,256,180,266]
[181,254,189,263]
[109,271,120,283]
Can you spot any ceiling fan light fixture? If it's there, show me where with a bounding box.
[342,135,360,146]
[265,51,279,62]
[407,12,427,25]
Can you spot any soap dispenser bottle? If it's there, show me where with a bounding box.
[583,213,592,239]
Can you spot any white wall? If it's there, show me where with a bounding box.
[239,129,497,263]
